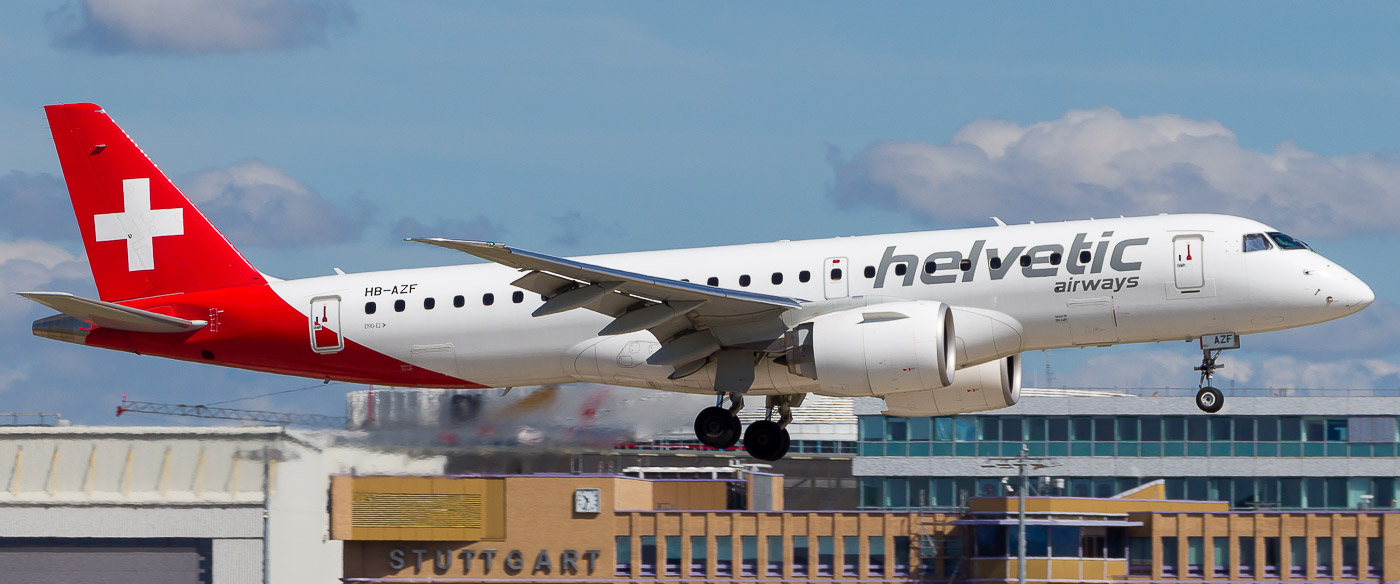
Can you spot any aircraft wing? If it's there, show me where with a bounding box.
[409,238,804,382]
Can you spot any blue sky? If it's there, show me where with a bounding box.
[1,1,1397,424]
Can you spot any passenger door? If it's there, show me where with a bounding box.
[1173,235,1204,289]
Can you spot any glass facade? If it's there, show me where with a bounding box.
[857,412,1400,510]
[859,414,1399,459]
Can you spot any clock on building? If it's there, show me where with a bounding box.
[573,488,601,513]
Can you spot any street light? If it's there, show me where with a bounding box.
[981,446,1060,584]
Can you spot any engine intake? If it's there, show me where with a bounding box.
[784,301,955,396]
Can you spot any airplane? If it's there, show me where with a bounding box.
[22,103,1375,461]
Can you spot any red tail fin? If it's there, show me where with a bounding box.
[45,103,265,302]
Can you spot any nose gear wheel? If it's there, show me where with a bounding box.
[1194,348,1226,413]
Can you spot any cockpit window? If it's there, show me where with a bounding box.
[1267,232,1310,250]
[1243,233,1273,252]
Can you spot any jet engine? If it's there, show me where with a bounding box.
[783,301,956,396]
[880,353,1022,416]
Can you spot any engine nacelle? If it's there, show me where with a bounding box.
[785,301,955,396]
[949,307,1024,368]
[880,354,1022,416]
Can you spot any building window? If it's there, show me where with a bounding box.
[452,295,464,308]
[640,536,656,576]
[1161,537,1178,578]
[1263,537,1281,578]
[393,299,405,312]
[1128,538,1151,576]
[715,536,732,577]
[1316,537,1332,578]
[868,536,885,577]
[766,535,783,577]
[483,293,494,306]
[665,535,681,576]
[364,301,376,314]
[423,297,435,310]
[741,536,757,577]
[1341,537,1358,578]
[817,536,834,577]
[893,536,910,577]
[843,536,860,577]
[1213,537,1230,577]
[615,536,631,576]
[792,536,808,578]
[1368,538,1382,578]
[1187,537,1204,577]
[1239,537,1256,578]
[689,536,707,577]
[1290,537,1306,577]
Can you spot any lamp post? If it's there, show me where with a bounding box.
[982,446,1059,584]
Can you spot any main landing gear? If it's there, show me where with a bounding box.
[693,394,795,462]
[1193,333,1239,413]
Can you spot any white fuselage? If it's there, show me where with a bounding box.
[267,214,1372,395]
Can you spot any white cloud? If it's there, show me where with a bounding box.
[181,159,370,247]
[47,0,355,54]
[830,107,1400,238]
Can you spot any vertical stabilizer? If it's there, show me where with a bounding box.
[45,103,264,301]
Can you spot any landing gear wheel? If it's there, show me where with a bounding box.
[1196,386,1224,413]
[743,420,790,461]
[695,406,740,449]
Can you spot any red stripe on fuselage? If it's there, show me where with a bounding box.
[83,284,484,388]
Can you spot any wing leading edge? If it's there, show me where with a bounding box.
[408,238,806,387]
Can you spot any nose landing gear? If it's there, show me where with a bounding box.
[1193,333,1238,413]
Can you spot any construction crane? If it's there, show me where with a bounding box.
[115,394,346,428]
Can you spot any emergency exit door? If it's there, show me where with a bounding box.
[310,296,344,354]
[824,257,848,299]
[1173,235,1204,289]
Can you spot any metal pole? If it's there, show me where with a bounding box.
[262,444,271,584]
[1018,446,1027,584]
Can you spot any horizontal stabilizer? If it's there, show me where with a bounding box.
[18,291,207,333]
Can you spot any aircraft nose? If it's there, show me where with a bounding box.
[1330,272,1374,313]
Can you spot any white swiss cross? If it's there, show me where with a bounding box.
[94,178,184,272]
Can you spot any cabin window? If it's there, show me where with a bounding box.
[1019,255,1032,268]
[799,270,811,283]
[483,293,495,306]
[512,291,524,303]
[453,295,465,308]
[830,268,843,281]
[1268,232,1309,250]
[364,301,376,315]
[894,264,907,276]
[393,299,406,312]
[771,272,783,285]
[739,275,751,287]
[960,259,972,271]
[1243,233,1272,252]
[1050,252,1063,265]
[423,297,435,310]
[990,257,1003,270]
[864,266,876,279]
[924,261,936,274]
[1079,250,1092,264]
[707,277,719,287]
